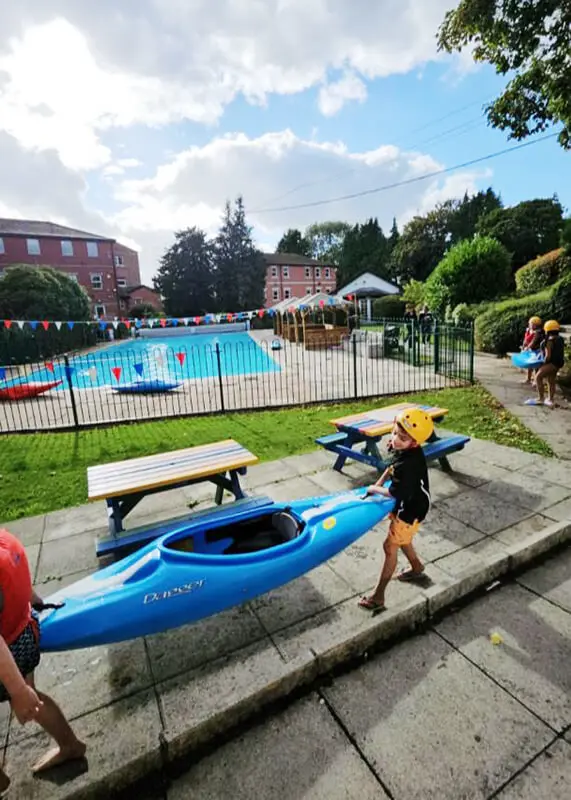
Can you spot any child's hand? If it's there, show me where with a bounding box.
[11,684,43,724]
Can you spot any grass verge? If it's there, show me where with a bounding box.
[0,385,552,522]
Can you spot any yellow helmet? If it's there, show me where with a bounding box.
[529,316,542,326]
[395,408,434,445]
[544,319,560,333]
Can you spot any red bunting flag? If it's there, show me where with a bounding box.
[319,299,325,308]
[257,309,264,318]
[41,321,50,331]
[194,316,201,325]
[112,367,122,382]
[160,318,167,328]
[124,320,131,330]
[226,313,232,322]
[347,294,354,301]
[176,352,186,367]
[45,361,55,373]
[4,320,12,329]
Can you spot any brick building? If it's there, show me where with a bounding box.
[0,219,161,319]
[263,253,336,307]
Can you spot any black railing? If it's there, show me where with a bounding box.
[0,322,474,433]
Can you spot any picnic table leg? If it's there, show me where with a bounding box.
[439,456,452,473]
[106,498,123,537]
[363,439,388,472]
[213,468,247,504]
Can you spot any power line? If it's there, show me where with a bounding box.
[251,132,559,214]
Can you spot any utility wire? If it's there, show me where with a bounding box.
[251,132,559,214]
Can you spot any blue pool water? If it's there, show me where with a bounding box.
[23,332,280,389]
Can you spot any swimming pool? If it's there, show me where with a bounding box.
[24,332,281,389]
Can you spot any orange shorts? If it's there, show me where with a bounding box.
[386,513,420,547]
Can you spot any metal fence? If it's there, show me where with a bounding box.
[0,321,474,433]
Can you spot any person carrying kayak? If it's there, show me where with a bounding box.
[358,407,432,614]
[0,528,85,794]
[525,319,565,407]
[520,315,544,385]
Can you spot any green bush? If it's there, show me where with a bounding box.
[475,289,554,354]
[0,323,100,364]
[372,295,406,318]
[552,271,571,321]
[401,279,425,309]
[425,237,511,315]
[515,248,571,296]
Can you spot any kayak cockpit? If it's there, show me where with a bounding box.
[165,511,304,556]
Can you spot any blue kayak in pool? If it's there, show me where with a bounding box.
[511,351,544,369]
[113,380,182,394]
[39,488,394,651]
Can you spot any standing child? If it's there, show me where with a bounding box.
[358,408,432,614]
[525,320,565,408]
[0,529,86,795]
[521,316,544,385]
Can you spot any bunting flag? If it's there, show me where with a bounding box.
[111,366,122,382]
[175,352,186,367]
[41,321,50,331]
[0,367,5,381]
[64,365,75,382]
[67,321,75,330]
[45,361,55,374]
[3,320,12,330]
[134,362,144,377]
[55,321,63,331]
[30,321,39,330]
[159,318,167,328]
[99,321,107,331]
[112,321,119,330]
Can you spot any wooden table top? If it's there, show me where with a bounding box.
[331,402,448,438]
[88,439,258,501]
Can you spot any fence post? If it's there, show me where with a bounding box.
[352,333,358,400]
[468,322,475,384]
[63,355,79,429]
[215,343,225,412]
[433,321,440,374]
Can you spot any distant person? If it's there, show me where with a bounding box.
[418,305,433,345]
[525,320,565,407]
[520,315,544,385]
[403,304,417,347]
[358,408,432,613]
[0,529,86,793]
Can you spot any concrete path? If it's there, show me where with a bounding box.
[475,353,571,459]
[2,440,571,799]
[167,549,571,800]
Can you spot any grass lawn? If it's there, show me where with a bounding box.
[0,385,552,523]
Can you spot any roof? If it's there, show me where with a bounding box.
[119,284,160,298]
[0,218,115,242]
[337,272,400,298]
[293,291,347,309]
[268,296,303,312]
[263,252,334,268]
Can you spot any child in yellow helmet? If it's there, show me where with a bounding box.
[521,316,544,385]
[358,407,432,613]
[525,320,565,407]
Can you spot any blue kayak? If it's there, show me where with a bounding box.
[39,489,394,651]
[511,351,544,369]
[113,380,182,394]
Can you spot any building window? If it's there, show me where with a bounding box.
[90,273,103,290]
[114,254,124,267]
[68,273,78,283]
[284,288,291,299]
[316,285,321,293]
[283,266,289,278]
[26,238,40,255]
[0,238,4,255]
[305,287,312,295]
[272,288,280,301]
[271,265,278,277]
[94,304,106,318]
[304,267,311,278]
[117,278,127,288]
[324,267,330,279]
[61,240,74,257]
[119,299,126,310]
[87,241,99,258]
[315,267,321,279]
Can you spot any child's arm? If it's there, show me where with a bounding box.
[366,466,393,496]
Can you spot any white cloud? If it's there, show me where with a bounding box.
[318,72,367,116]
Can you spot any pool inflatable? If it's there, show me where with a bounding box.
[0,380,62,401]
[39,488,394,651]
[511,351,544,369]
[113,380,182,394]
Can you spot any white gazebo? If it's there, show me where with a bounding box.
[337,272,400,321]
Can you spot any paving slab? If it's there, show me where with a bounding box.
[167,693,388,800]
[517,548,571,613]
[145,605,267,683]
[281,450,336,476]
[436,584,571,731]
[43,503,107,542]
[243,458,299,489]
[438,487,531,535]
[4,688,163,800]
[256,475,328,503]
[25,544,40,584]
[542,496,571,522]
[444,453,507,488]
[433,536,510,579]
[427,469,465,502]
[495,738,571,799]
[493,514,556,546]
[0,514,45,546]
[322,630,554,800]
[35,530,101,584]
[480,470,571,512]
[250,564,354,634]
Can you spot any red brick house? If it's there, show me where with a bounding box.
[263,253,337,307]
[0,218,161,319]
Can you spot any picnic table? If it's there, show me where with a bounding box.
[316,402,470,473]
[88,439,258,556]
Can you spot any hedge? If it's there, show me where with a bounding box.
[372,295,406,318]
[514,248,571,296]
[475,272,571,354]
[0,324,127,365]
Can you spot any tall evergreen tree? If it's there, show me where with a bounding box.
[387,217,400,254]
[337,218,389,287]
[153,227,214,316]
[276,228,312,257]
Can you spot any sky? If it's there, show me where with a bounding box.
[1,1,570,285]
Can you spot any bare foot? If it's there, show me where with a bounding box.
[32,741,86,774]
[0,770,10,796]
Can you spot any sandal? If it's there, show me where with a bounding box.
[358,596,386,613]
[397,569,426,582]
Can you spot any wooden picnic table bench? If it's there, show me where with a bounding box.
[88,439,258,555]
[316,402,470,474]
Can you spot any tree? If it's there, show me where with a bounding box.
[214,196,266,311]
[476,197,564,270]
[336,218,389,287]
[447,188,503,244]
[305,221,351,263]
[387,217,400,254]
[276,228,312,257]
[425,236,511,315]
[561,218,571,254]
[388,203,453,284]
[437,0,571,149]
[154,227,215,317]
[130,303,158,318]
[0,265,91,320]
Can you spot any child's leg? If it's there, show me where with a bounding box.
[546,369,557,404]
[535,366,547,401]
[0,767,10,795]
[399,542,424,577]
[23,676,86,773]
[364,537,399,608]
